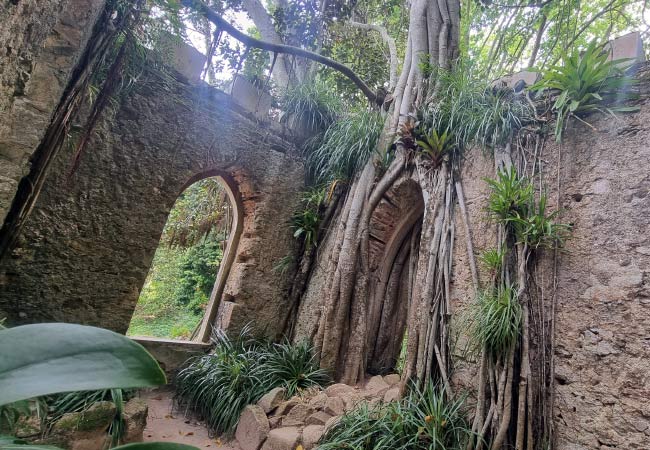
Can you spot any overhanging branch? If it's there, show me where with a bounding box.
[181,0,382,105]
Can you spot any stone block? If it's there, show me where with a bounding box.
[231,75,273,119]
[302,424,325,450]
[236,405,270,450]
[605,32,645,65]
[122,398,148,442]
[308,392,328,409]
[324,383,355,397]
[157,33,207,83]
[364,375,390,397]
[258,387,286,414]
[383,374,400,386]
[273,397,301,417]
[282,403,314,427]
[261,427,301,450]
[305,411,332,426]
[323,396,344,416]
[383,387,400,403]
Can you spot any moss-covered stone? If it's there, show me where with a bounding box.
[52,401,115,433]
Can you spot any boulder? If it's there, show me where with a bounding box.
[323,396,345,416]
[364,375,390,397]
[305,411,332,426]
[302,424,325,450]
[383,387,400,403]
[383,374,401,386]
[122,398,149,442]
[325,383,356,397]
[258,387,287,414]
[282,403,314,427]
[268,416,282,429]
[261,427,301,450]
[236,405,270,450]
[324,415,341,433]
[340,393,362,412]
[273,397,301,417]
[45,401,116,450]
[308,392,328,409]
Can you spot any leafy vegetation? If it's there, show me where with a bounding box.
[532,39,639,141]
[306,108,384,184]
[280,79,343,132]
[0,323,195,449]
[318,381,472,449]
[290,187,326,250]
[175,328,329,435]
[468,287,522,357]
[478,248,506,275]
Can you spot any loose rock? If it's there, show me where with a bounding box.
[236,405,270,450]
[302,424,325,450]
[258,387,286,414]
[261,427,301,450]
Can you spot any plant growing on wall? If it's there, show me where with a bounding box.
[532,39,639,141]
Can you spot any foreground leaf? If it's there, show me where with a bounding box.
[0,324,166,405]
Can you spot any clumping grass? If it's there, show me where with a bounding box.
[478,247,506,274]
[319,380,472,450]
[306,108,384,184]
[469,286,521,357]
[280,79,343,132]
[175,328,330,436]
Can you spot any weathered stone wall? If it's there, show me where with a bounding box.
[0,0,105,223]
[448,77,650,448]
[0,73,304,338]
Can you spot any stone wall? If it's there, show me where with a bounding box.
[448,77,650,448]
[0,0,105,223]
[0,73,304,339]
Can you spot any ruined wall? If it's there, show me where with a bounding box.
[0,73,304,338]
[0,0,105,223]
[448,77,650,448]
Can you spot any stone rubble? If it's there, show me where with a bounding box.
[235,374,401,450]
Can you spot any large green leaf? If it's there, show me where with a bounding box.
[0,324,166,405]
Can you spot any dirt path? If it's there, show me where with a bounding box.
[140,388,240,449]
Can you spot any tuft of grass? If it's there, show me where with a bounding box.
[263,341,330,398]
[319,380,472,449]
[290,186,327,249]
[175,327,329,436]
[306,108,384,184]
[469,286,521,357]
[485,167,534,222]
[532,39,639,142]
[419,67,536,151]
[280,79,343,133]
[478,248,506,274]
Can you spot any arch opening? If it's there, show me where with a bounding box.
[127,173,242,343]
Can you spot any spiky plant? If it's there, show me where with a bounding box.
[280,79,343,133]
[485,167,534,223]
[508,194,569,249]
[306,108,384,184]
[532,39,638,142]
[479,248,506,274]
[263,341,331,397]
[318,381,472,450]
[470,287,521,357]
[416,129,455,166]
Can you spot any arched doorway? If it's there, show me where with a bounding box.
[127,173,242,342]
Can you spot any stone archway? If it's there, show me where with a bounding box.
[0,76,305,340]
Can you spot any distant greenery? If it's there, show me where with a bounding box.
[175,328,330,435]
[128,178,230,340]
[318,381,472,449]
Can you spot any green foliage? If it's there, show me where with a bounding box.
[280,79,343,132]
[262,341,330,397]
[478,248,506,274]
[175,328,329,436]
[485,167,534,222]
[0,324,165,406]
[319,381,472,449]
[416,129,455,165]
[0,401,31,435]
[307,108,384,184]
[486,168,568,249]
[419,68,535,151]
[532,40,639,141]
[290,187,326,249]
[469,287,522,357]
[0,323,192,449]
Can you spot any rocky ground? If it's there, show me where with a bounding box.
[234,374,401,450]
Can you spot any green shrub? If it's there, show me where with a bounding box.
[290,187,326,249]
[532,39,638,142]
[306,108,384,184]
[280,79,343,132]
[485,167,534,222]
[319,381,472,449]
[469,287,521,357]
[478,248,506,274]
[175,328,329,436]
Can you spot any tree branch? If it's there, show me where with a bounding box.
[181,0,382,105]
[349,20,398,90]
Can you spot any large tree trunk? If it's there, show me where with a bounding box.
[312,0,461,384]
